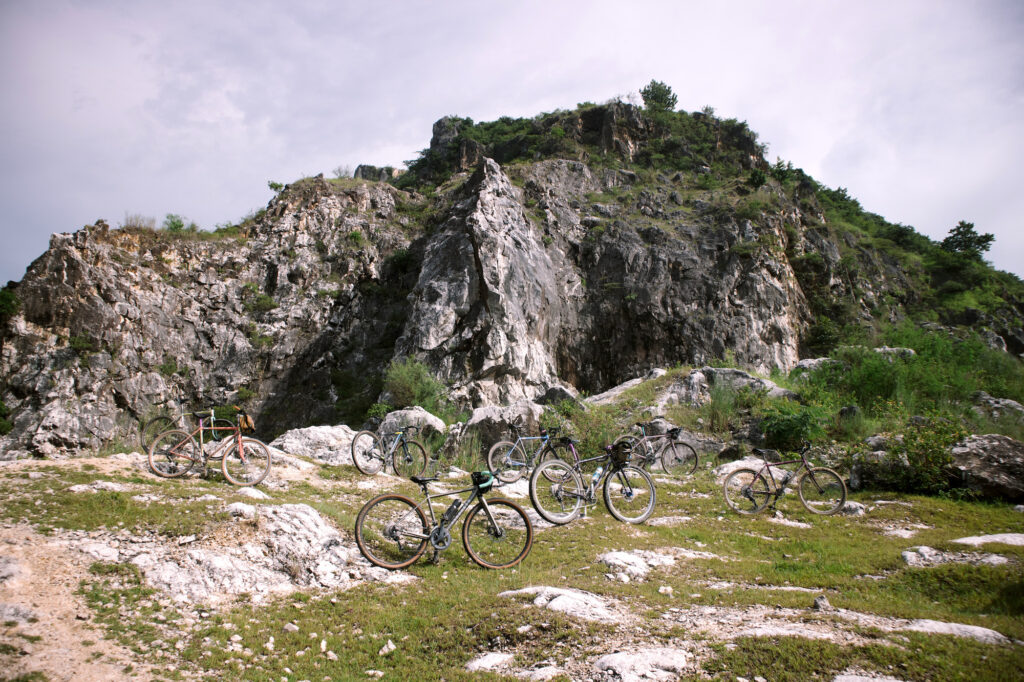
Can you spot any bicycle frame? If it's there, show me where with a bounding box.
[499,432,553,467]
[751,449,811,498]
[174,417,244,466]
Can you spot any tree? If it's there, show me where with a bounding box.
[640,79,677,112]
[941,220,994,259]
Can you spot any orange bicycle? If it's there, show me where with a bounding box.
[148,409,270,486]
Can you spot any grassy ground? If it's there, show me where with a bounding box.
[1,453,1022,681]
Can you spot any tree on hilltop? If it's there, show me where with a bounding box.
[640,79,677,112]
[941,220,994,259]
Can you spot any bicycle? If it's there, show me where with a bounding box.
[722,442,847,515]
[529,439,656,524]
[486,416,565,483]
[613,419,698,476]
[351,424,428,478]
[140,392,233,452]
[148,410,271,486]
[355,470,533,570]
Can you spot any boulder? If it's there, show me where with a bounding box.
[268,424,358,465]
[379,406,446,439]
[949,434,1024,502]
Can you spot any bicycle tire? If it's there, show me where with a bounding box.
[660,440,699,476]
[392,440,428,479]
[487,441,528,483]
[797,467,847,515]
[723,468,771,515]
[462,498,533,569]
[355,494,429,570]
[603,465,656,523]
[221,437,272,486]
[352,431,386,475]
[148,429,198,478]
[613,434,656,470]
[140,415,175,452]
[529,459,584,525]
[210,418,235,442]
[538,442,567,482]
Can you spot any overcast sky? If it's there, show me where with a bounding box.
[1,0,1021,284]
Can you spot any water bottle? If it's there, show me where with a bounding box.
[441,499,462,525]
[591,466,604,486]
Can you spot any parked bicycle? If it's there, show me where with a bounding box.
[355,470,533,570]
[722,442,846,515]
[351,424,428,478]
[486,416,565,483]
[530,439,656,524]
[148,409,271,486]
[140,392,233,452]
[613,419,699,476]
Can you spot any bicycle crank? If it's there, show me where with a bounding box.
[429,527,452,550]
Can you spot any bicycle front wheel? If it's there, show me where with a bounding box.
[140,415,175,452]
[148,429,198,478]
[392,440,428,479]
[210,418,235,442]
[603,465,656,523]
[487,441,528,483]
[355,494,429,570]
[723,468,771,514]
[798,467,847,515]
[660,441,699,476]
[221,438,272,486]
[351,431,386,475]
[529,459,584,525]
[462,498,533,569]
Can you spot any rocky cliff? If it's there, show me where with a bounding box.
[1,102,1019,457]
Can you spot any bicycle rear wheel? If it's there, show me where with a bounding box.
[221,438,272,486]
[210,418,235,442]
[603,465,656,523]
[798,467,847,515]
[723,468,771,514]
[355,494,429,570]
[392,440,428,479]
[660,441,698,476]
[148,429,198,478]
[487,441,528,483]
[140,415,175,453]
[462,498,533,569]
[529,459,584,525]
[351,431,386,475]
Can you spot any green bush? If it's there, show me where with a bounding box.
[0,400,12,436]
[366,402,392,421]
[853,419,967,495]
[69,334,98,354]
[759,401,826,451]
[382,357,449,416]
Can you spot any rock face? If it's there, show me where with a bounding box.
[950,434,1024,502]
[0,104,964,457]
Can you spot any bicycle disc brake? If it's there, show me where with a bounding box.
[429,527,452,550]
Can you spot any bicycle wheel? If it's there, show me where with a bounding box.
[603,465,656,523]
[351,431,386,475]
[355,494,429,570]
[392,440,428,478]
[798,467,847,515]
[538,443,568,482]
[487,441,528,483]
[148,429,198,478]
[210,418,235,442]
[723,468,771,515]
[221,438,272,486]
[660,441,699,476]
[140,415,175,452]
[529,459,584,525]
[462,498,533,569]
[613,435,655,470]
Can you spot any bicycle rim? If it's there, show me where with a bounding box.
[393,440,428,478]
[661,441,698,476]
[798,467,847,515]
[603,466,656,523]
[487,441,525,483]
[529,459,583,524]
[148,430,198,478]
[222,438,272,486]
[462,498,533,569]
[355,495,429,569]
[723,468,771,514]
[141,416,175,452]
[351,431,386,475]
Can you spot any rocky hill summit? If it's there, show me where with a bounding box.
[2,99,1023,457]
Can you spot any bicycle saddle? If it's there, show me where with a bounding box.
[410,475,438,485]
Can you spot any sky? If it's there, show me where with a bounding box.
[1,0,1021,284]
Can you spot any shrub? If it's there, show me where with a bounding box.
[759,401,826,451]
[69,334,98,354]
[366,402,393,421]
[0,286,19,324]
[853,419,967,495]
[0,400,12,436]
[640,79,678,112]
[382,357,449,416]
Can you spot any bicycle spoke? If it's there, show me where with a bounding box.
[462,499,533,569]
[355,495,429,570]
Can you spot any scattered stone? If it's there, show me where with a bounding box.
[951,533,1024,547]
[464,652,513,672]
[284,623,300,633]
[499,586,622,623]
[378,639,396,656]
[840,501,867,516]
[647,515,693,526]
[0,603,36,624]
[834,672,906,682]
[593,647,691,680]
[78,541,120,562]
[598,550,675,581]
[226,502,258,519]
[813,596,833,611]
[767,514,812,529]
[67,480,133,493]
[902,619,1009,644]
[522,665,564,681]
[901,546,1007,567]
[0,556,20,584]
[658,585,673,596]
[235,487,271,500]
[365,671,384,679]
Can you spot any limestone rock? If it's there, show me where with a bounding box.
[949,434,1024,502]
[379,406,446,439]
[499,585,621,623]
[593,648,691,681]
[269,425,358,465]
